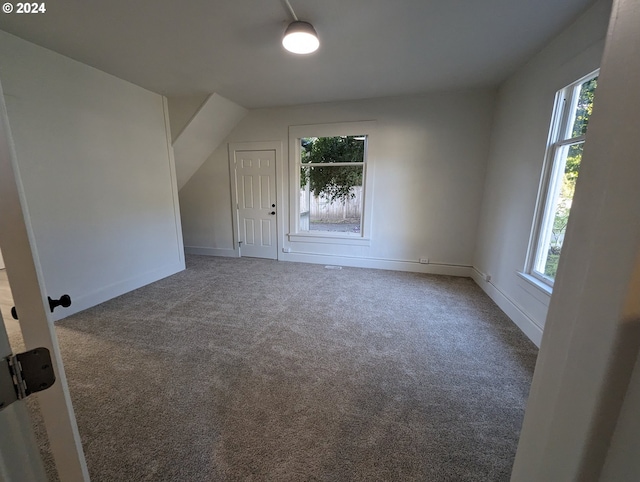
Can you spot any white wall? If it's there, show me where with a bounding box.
[180,90,496,275]
[0,30,185,319]
[167,94,209,143]
[512,0,640,475]
[472,0,612,345]
[601,351,640,480]
[171,93,248,190]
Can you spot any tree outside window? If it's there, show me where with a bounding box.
[529,73,598,284]
[299,135,366,234]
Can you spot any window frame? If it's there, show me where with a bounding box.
[288,121,376,246]
[525,70,599,288]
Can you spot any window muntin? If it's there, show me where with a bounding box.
[528,73,598,285]
[299,136,365,234]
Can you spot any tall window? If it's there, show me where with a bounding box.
[299,136,365,234]
[528,72,598,285]
[289,121,375,245]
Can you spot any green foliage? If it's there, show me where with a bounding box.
[300,138,313,189]
[543,77,597,279]
[565,77,596,182]
[564,150,581,184]
[300,136,365,204]
[545,146,582,279]
[544,252,560,279]
[571,77,597,138]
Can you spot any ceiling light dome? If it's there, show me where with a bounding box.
[282,21,319,54]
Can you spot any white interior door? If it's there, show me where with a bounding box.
[233,149,278,259]
[0,78,89,479]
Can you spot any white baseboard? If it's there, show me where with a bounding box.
[471,268,543,347]
[53,260,185,322]
[184,246,239,258]
[280,251,472,277]
[185,246,470,276]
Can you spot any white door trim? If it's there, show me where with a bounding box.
[228,141,283,259]
[0,78,89,479]
[0,307,48,481]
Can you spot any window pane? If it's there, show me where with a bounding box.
[535,143,583,280]
[301,136,365,164]
[570,77,597,138]
[300,165,363,233]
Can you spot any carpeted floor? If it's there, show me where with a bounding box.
[5,256,538,481]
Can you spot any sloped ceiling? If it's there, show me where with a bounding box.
[170,93,247,190]
[0,0,596,108]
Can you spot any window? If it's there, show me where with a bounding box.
[527,72,598,286]
[289,121,375,245]
[300,136,365,234]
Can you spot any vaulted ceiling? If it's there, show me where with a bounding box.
[0,0,596,108]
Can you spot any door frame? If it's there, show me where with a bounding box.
[0,309,48,481]
[0,77,89,479]
[228,141,283,259]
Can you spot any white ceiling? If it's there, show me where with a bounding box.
[0,0,596,109]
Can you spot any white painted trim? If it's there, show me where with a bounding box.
[184,246,239,258]
[0,78,89,479]
[162,96,186,269]
[0,273,46,480]
[516,271,553,298]
[525,70,599,282]
[185,245,471,276]
[471,268,543,347]
[282,251,472,276]
[52,261,184,322]
[228,145,239,254]
[0,403,48,481]
[228,141,283,259]
[288,233,371,246]
[514,1,640,475]
[288,121,377,244]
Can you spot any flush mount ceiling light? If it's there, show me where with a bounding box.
[282,0,319,54]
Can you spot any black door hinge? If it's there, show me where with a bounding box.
[0,348,56,411]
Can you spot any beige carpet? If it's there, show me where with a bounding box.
[5,256,538,481]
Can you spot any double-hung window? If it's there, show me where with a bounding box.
[289,121,375,245]
[527,71,598,286]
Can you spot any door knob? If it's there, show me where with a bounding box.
[11,294,72,320]
[269,211,276,215]
[48,295,72,312]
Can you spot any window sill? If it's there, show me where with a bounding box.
[516,271,553,297]
[288,232,371,246]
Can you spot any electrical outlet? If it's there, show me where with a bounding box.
[419,258,429,264]
[282,247,292,253]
